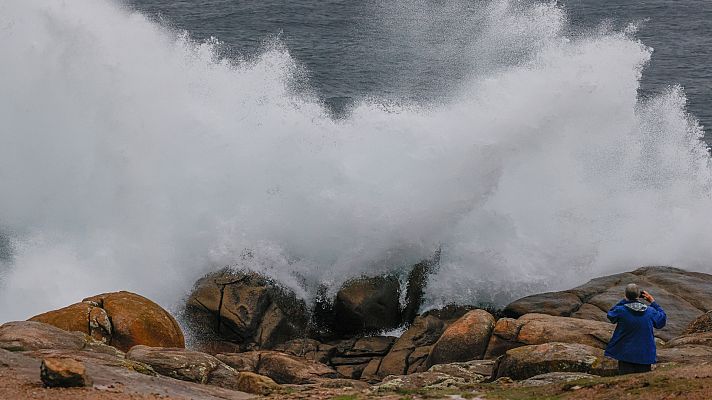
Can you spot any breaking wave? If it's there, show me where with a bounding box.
[1,0,711,321]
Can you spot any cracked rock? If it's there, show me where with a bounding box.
[184,268,309,350]
[30,291,184,352]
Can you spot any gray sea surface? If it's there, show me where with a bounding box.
[125,0,712,139]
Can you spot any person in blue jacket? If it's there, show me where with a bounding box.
[604,283,667,374]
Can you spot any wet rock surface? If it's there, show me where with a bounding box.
[332,275,402,336]
[185,268,309,350]
[402,251,441,324]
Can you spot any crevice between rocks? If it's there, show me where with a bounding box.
[402,347,415,375]
[216,282,227,333]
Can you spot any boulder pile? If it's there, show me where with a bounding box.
[177,265,712,385]
[3,265,712,399]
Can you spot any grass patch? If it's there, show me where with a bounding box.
[389,387,480,399]
[482,370,712,400]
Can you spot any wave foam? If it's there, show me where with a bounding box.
[1,0,711,321]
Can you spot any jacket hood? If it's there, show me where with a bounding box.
[624,301,648,313]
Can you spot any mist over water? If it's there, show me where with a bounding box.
[1,0,712,322]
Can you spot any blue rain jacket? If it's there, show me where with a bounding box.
[604,299,667,365]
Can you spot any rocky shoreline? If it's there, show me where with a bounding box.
[3,265,712,399]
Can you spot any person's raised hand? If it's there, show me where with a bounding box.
[641,291,654,303]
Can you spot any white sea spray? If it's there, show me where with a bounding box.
[0,0,710,321]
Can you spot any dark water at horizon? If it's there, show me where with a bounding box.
[125,0,712,140]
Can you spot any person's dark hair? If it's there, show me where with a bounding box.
[625,283,641,301]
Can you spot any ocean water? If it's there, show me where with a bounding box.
[126,0,712,135]
[1,0,712,321]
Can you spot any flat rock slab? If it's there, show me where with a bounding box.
[377,370,483,392]
[666,331,712,348]
[657,345,712,364]
[520,371,597,386]
[485,313,614,358]
[0,348,255,400]
[493,342,617,380]
[428,359,496,379]
[218,350,337,384]
[0,321,89,352]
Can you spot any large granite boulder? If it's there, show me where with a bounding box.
[184,268,309,349]
[426,309,495,367]
[30,291,184,352]
[30,302,111,343]
[371,306,473,378]
[484,313,614,358]
[493,342,617,380]
[505,292,583,318]
[504,266,712,340]
[332,275,402,336]
[402,250,441,324]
